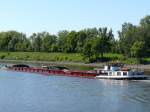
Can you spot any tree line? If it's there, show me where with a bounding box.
[0,15,150,62]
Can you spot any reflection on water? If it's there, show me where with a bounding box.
[0,70,150,112]
[98,79,130,86]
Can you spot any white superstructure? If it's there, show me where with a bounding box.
[96,65,147,80]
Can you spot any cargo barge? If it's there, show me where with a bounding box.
[7,64,97,78]
[3,64,148,80]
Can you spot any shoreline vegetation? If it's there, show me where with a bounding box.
[0,52,150,64]
[0,52,150,71]
[0,15,150,67]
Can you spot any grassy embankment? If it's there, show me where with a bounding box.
[0,52,150,64]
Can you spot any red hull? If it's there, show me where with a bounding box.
[8,67,97,78]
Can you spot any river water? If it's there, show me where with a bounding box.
[0,70,150,112]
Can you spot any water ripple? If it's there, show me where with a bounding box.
[0,70,150,112]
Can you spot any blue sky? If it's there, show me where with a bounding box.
[0,0,150,37]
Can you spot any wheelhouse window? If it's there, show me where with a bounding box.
[123,72,127,76]
[117,72,121,76]
[109,72,112,76]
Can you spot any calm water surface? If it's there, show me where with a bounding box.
[0,70,150,112]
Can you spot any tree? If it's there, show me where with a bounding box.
[30,33,42,52]
[83,28,98,39]
[140,15,150,27]
[92,37,102,59]
[0,31,29,52]
[82,41,95,62]
[131,41,145,62]
[139,15,150,57]
[82,27,114,62]
[65,31,78,53]
[76,31,87,52]
[118,23,138,57]
[8,37,18,51]
[111,40,120,53]
[41,32,57,52]
[57,30,68,52]
[97,27,114,58]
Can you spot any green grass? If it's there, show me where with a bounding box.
[0,52,150,64]
[103,53,124,60]
[0,52,84,62]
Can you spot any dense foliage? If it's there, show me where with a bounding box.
[0,15,150,62]
[118,15,150,58]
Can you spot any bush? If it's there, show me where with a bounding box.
[0,55,5,59]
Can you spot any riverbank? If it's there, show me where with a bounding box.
[0,59,150,71]
[0,52,150,71]
[0,52,150,64]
